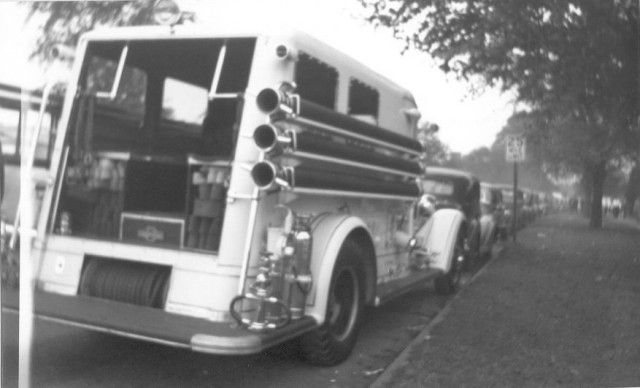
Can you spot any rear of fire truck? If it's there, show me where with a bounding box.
[3,0,467,366]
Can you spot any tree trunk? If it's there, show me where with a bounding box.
[589,162,606,228]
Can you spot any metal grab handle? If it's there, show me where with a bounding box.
[229,294,291,332]
[9,82,56,249]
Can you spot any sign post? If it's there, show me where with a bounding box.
[506,135,526,242]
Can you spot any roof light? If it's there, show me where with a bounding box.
[275,44,298,61]
[153,0,181,26]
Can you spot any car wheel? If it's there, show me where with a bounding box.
[301,239,364,366]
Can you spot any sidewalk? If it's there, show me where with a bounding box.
[373,213,640,387]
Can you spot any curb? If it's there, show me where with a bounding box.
[371,244,507,388]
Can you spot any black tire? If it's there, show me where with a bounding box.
[300,239,365,366]
[434,230,464,295]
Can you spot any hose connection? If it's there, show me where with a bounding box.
[230,207,313,331]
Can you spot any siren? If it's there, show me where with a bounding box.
[275,44,298,61]
[253,124,295,154]
[51,44,75,61]
[153,0,182,26]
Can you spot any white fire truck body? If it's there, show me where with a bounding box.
[3,19,466,365]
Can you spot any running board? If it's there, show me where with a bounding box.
[375,268,443,306]
[1,289,317,355]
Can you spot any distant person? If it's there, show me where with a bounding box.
[625,159,640,218]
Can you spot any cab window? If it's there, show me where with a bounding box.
[295,53,338,109]
[0,84,59,167]
[348,78,379,124]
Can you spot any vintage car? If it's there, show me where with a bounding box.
[422,167,482,265]
[493,183,526,231]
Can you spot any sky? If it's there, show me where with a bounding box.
[0,0,516,155]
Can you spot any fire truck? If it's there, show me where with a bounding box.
[2,1,468,365]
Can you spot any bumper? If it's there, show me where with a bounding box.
[1,289,316,355]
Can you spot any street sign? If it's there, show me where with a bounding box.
[506,135,526,162]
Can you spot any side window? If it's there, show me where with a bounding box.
[0,98,58,166]
[348,78,379,124]
[32,108,54,163]
[295,53,338,109]
[0,107,19,158]
[162,78,208,135]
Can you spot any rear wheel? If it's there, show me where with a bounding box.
[434,230,464,295]
[301,240,364,366]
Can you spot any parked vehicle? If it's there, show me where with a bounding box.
[480,183,505,247]
[493,183,525,231]
[2,0,468,366]
[0,82,62,225]
[422,167,482,265]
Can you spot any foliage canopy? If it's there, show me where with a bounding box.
[362,0,639,226]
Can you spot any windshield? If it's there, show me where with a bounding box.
[71,38,256,158]
[422,179,455,196]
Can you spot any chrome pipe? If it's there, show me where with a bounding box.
[256,84,299,116]
[252,124,294,154]
[250,161,293,191]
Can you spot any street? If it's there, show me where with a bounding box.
[1,256,490,387]
[3,213,639,387]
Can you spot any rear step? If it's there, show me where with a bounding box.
[1,289,317,355]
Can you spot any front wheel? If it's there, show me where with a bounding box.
[300,240,364,366]
[434,231,464,295]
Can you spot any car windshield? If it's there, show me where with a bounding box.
[422,179,455,195]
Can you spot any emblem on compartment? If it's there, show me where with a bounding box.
[138,226,165,243]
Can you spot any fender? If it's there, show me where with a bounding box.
[304,213,370,324]
[415,208,465,273]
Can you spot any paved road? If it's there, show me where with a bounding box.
[2,256,496,387]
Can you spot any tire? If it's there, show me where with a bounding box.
[434,230,464,295]
[301,239,365,366]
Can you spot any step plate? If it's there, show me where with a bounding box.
[2,289,316,355]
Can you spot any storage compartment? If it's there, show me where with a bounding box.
[184,163,229,251]
[56,153,229,252]
[78,256,172,309]
[123,158,188,214]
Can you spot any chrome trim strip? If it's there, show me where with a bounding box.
[237,187,260,295]
[291,187,417,201]
[208,43,227,99]
[209,93,240,99]
[47,146,69,237]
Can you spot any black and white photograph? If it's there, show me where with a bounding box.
[1,0,639,386]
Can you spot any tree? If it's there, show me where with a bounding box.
[417,123,450,166]
[362,0,639,227]
[26,1,155,61]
